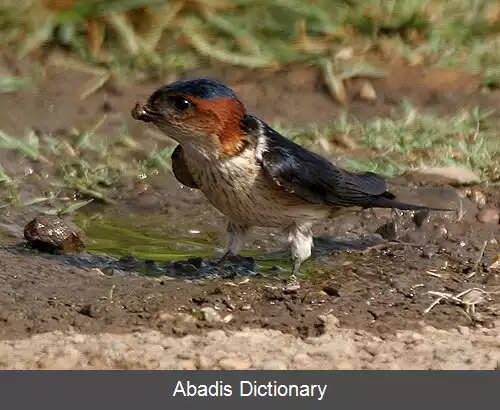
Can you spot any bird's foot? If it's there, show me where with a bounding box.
[283,258,302,291]
[217,251,233,264]
[284,274,300,291]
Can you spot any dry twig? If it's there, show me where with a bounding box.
[425,288,491,315]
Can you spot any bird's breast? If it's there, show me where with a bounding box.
[183,150,329,227]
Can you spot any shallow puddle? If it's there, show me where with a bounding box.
[78,212,220,262]
[5,209,388,281]
[41,210,296,279]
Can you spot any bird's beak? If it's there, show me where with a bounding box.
[131,101,158,123]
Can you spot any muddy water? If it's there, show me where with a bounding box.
[15,208,388,280]
[76,210,280,278]
[2,192,400,281]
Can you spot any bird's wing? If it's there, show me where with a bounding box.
[171,144,199,189]
[251,119,452,211]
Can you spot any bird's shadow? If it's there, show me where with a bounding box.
[4,234,389,280]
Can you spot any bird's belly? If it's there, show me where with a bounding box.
[192,164,329,227]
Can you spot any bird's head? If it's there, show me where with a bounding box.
[132,79,248,158]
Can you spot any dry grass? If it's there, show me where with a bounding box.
[1,0,500,81]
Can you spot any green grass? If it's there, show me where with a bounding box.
[0,75,34,93]
[0,103,497,216]
[0,121,176,214]
[1,0,500,82]
[278,103,500,183]
[352,107,499,181]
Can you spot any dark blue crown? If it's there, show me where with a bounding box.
[157,79,239,101]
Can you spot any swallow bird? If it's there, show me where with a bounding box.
[132,78,451,289]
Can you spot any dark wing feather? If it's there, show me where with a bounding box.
[259,133,388,207]
[249,116,450,211]
[171,144,199,189]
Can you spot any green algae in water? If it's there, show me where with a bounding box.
[76,212,281,263]
[76,213,218,262]
[72,212,326,279]
[1,210,342,280]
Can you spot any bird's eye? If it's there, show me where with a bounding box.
[172,97,193,111]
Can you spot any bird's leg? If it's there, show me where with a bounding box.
[219,220,250,263]
[285,222,313,290]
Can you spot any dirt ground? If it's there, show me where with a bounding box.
[1,51,500,369]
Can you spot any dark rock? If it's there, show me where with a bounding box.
[24,215,85,253]
[322,286,341,297]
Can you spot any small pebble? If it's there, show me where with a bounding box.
[358,81,377,102]
[218,358,252,370]
[200,307,222,324]
[336,361,356,370]
[469,189,487,206]
[176,313,197,325]
[411,332,424,341]
[404,166,481,186]
[178,360,197,370]
[262,359,288,370]
[293,353,311,366]
[197,356,213,369]
[477,207,499,224]
[156,312,175,322]
[222,314,234,324]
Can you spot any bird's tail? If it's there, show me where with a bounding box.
[370,193,455,212]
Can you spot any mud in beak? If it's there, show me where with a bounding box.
[131,101,157,123]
